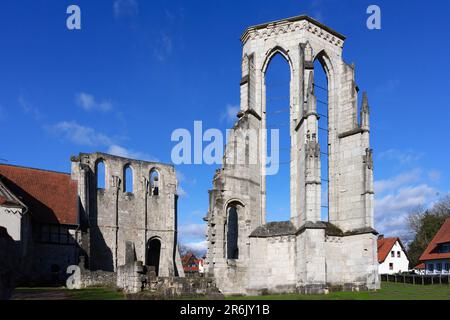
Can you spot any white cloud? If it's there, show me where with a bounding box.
[184,240,207,254]
[377,149,422,165]
[76,92,112,112]
[19,96,44,121]
[309,0,325,22]
[428,170,442,182]
[375,183,439,239]
[154,32,173,62]
[177,185,187,198]
[50,121,113,146]
[113,0,138,18]
[374,169,421,194]
[107,144,157,161]
[179,223,206,238]
[221,104,239,123]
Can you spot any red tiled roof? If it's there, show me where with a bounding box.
[414,263,425,270]
[377,237,403,263]
[181,252,203,272]
[420,219,450,261]
[0,164,78,225]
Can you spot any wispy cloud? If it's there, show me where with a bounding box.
[308,0,325,22]
[221,104,239,123]
[183,240,207,255]
[153,32,173,62]
[374,167,441,241]
[179,223,206,238]
[178,185,188,198]
[49,121,114,146]
[377,148,422,165]
[48,121,156,162]
[375,183,438,240]
[374,169,421,194]
[113,0,139,19]
[428,170,442,183]
[107,144,157,161]
[19,96,44,121]
[376,79,400,94]
[76,92,112,112]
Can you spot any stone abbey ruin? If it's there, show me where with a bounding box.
[204,15,380,295]
[0,15,380,297]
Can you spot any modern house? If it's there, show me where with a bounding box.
[419,218,450,275]
[181,252,204,275]
[377,236,410,274]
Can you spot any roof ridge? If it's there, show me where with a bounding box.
[0,163,70,176]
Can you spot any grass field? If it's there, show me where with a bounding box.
[227,282,450,300]
[12,287,126,300]
[12,282,450,300]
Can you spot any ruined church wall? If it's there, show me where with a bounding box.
[325,233,380,289]
[247,236,296,295]
[295,229,327,292]
[72,153,180,277]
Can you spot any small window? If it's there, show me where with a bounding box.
[428,264,434,272]
[150,169,160,196]
[391,251,395,257]
[397,251,401,258]
[389,263,393,270]
[96,160,106,189]
[437,263,442,272]
[124,165,133,193]
[445,263,450,272]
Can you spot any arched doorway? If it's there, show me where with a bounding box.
[146,238,161,276]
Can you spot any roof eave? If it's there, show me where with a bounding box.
[241,15,346,44]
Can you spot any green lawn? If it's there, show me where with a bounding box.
[13,287,125,300]
[227,282,450,300]
[12,282,450,300]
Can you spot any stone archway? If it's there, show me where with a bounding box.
[146,238,161,276]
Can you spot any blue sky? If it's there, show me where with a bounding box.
[1,0,449,253]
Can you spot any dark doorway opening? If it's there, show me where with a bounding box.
[146,238,161,276]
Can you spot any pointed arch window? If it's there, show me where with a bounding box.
[150,169,160,196]
[124,164,134,193]
[96,160,106,190]
[226,205,239,260]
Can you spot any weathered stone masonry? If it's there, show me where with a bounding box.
[205,15,380,295]
[71,152,183,278]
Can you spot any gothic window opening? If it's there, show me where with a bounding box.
[226,205,239,259]
[124,164,133,193]
[150,169,160,196]
[314,58,329,222]
[264,52,291,222]
[96,160,106,189]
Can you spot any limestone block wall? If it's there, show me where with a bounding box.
[247,236,297,294]
[71,152,181,277]
[325,233,379,289]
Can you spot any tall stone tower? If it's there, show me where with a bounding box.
[204,15,379,295]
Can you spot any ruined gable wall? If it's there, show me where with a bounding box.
[72,153,180,277]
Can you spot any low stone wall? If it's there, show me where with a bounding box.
[129,276,222,299]
[117,261,145,293]
[79,269,116,288]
